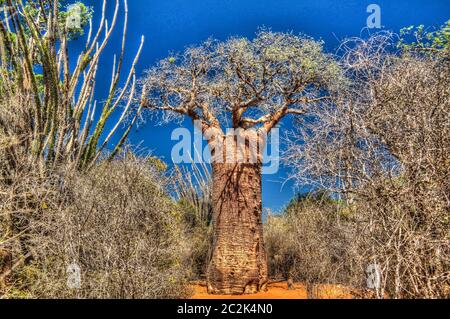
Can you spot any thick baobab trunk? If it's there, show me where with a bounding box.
[206,132,268,295]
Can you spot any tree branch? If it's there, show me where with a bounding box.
[140,91,219,135]
[262,96,330,133]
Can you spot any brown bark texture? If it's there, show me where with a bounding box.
[207,132,268,295]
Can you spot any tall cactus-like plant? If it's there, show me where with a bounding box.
[0,0,144,171]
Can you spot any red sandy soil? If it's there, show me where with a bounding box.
[190,281,358,299]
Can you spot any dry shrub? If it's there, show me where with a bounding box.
[0,0,153,298]
[287,33,449,298]
[1,154,191,299]
[172,164,213,280]
[264,193,361,292]
[349,50,450,298]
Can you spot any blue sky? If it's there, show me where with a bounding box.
[78,0,450,211]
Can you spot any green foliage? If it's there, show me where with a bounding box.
[34,73,45,93]
[399,20,450,55]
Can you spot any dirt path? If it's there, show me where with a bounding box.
[190,282,356,299]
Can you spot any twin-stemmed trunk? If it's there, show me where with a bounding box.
[206,130,269,295]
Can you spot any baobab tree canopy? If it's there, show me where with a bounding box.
[140,30,345,295]
[141,30,344,134]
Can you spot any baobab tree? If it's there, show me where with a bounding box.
[141,30,343,295]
